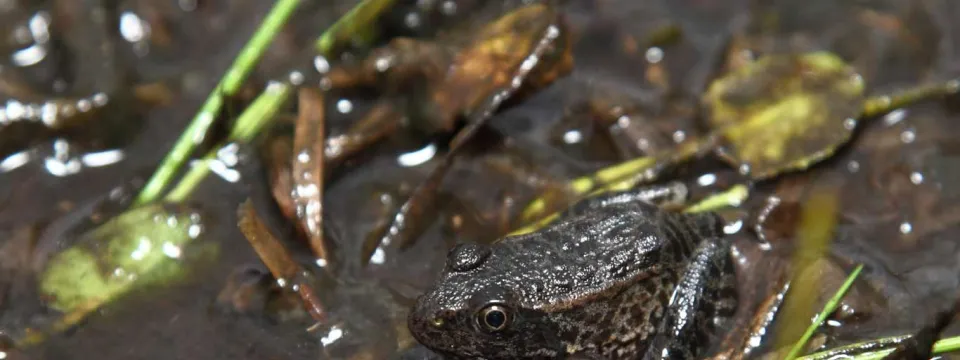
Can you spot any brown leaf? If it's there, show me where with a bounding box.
[366,3,569,263]
[422,3,571,133]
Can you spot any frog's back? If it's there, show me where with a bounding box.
[492,201,721,358]
[495,201,709,301]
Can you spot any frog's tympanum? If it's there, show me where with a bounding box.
[408,188,738,359]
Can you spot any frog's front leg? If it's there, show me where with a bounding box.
[642,237,738,360]
[560,182,689,218]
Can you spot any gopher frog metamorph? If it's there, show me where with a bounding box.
[408,187,738,359]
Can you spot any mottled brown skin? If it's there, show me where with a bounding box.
[408,187,738,359]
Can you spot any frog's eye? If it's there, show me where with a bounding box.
[477,304,511,332]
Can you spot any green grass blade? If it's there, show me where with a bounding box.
[162,0,398,203]
[682,184,750,214]
[316,0,397,55]
[784,263,865,360]
[134,0,302,206]
[164,82,292,203]
[795,325,960,359]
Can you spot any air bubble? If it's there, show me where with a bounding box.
[697,174,717,187]
[882,109,906,126]
[6,100,25,120]
[645,47,664,63]
[59,104,76,117]
[910,172,924,185]
[946,79,960,93]
[76,99,92,112]
[370,247,386,265]
[404,12,421,28]
[563,130,583,144]
[900,129,916,144]
[672,130,686,143]
[847,160,860,173]
[637,138,650,151]
[187,224,203,238]
[336,99,353,113]
[843,118,857,130]
[440,0,457,15]
[899,222,912,234]
[313,56,330,73]
[288,71,304,85]
[375,56,393,72]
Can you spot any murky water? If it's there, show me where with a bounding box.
[0,0,959,359]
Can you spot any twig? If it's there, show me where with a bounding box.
[237,200,326,323]
[291,88,329,262]
[513,138,711,235]
[862,78,960,118]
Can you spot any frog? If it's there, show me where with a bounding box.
[407,183,738,359]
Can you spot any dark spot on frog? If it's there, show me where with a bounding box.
[409,186,738,359]
[446,243,492,272]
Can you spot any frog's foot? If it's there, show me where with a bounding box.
[561,182,689,219]
[642,237,737,360]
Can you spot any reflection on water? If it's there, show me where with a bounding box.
[0,0,959,359]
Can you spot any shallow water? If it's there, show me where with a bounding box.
[0,0,959,359]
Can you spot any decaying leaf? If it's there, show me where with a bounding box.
[421,2,571,132]
[324,1,570,151]
[367,3,569,260]
[39,204,204,314]
[703,52,865,179]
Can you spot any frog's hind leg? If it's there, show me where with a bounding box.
[641,237,738,360]
[560,182,689,218]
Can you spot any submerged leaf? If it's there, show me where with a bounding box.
[420,2,571,133]
[703,52,865,179]
[39,204,204,313]
[368,3,568,260]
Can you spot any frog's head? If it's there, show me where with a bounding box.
[409,243,562,359]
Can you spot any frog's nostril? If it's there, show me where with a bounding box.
[430,310,456,327]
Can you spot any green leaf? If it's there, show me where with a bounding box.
[39,204,204,313]
[703,52,866,179]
